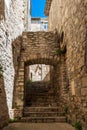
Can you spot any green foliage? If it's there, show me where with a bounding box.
[0,65,3,78]
[63,106,69,114]
[56,49,63,56]
[26,80,33,87]
[56,45,66,56]
[66,117,71,124]
[74,121,82,130]
[27,79,32,84]
[47,80,50,84]
[9,118,15,123]
[56,48,66,56]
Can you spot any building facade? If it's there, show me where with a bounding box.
[45,0,87,128]
[0,0,30,119]
[30,18,48,31]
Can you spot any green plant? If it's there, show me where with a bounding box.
[26,79,33,88]
[56,48,66,56]
[56,49,63,56]
[0,65,3,78]
[47,80,50,84]
[63,106,69,114]
[66,117,71,124]
[27,79,32,84]
[9,118,15,123]
[74,121,82,130]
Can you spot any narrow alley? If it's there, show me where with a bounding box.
[0,0,87,130]
[3,123,74,130]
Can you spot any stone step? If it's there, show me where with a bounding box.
[26,92,54,95]
[26,96,56,101]
[26,103,57,107]
[26,102,57,107]
[27,87,49,90]
[26,98,56,102]
[26,89,49,92]
[26,93,55,96]
[20,116,66,123]
[24,107,61,112]
[26,96,55,99]
[23,112,64,117]
[27,86,49,89]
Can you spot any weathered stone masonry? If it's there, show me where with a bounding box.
[0,77,9,129]
[45,0,87,129]
[0,0,87,128]
[0,0,29,127]
[12,31,61,118]
[0,0,27,116]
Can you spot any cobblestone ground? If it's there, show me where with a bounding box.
[3,123,75,130]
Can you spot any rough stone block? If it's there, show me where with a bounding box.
[71,80,76,95]
[82,77,87,87]
[0,78,9,128]
[81,88,87,96]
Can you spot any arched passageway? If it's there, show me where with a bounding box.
[24,63,51,107]
[13,57,60,119]
[24,61,58,108]
[13,32,60,121]
[12,31,67,122]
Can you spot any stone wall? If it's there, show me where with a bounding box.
[21,31,59,65]
[45,0,52,16]
[0,0,5,20]
[0,77,9,129]
[0,0,28,117]
[43,71,50,81]
[12,31,61,118]
[46,0,87,128]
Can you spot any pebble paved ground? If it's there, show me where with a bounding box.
[3,123,75,130]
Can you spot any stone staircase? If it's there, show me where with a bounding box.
[25,81,57,107]
[21,107,66,123]
[21,81,66,123]
[26,95,57,107]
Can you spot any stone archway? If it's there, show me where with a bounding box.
[13,56,60,118]
[12,31,62,119]
[24,58,60,107]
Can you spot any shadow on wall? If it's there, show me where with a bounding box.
[0,69,9,129]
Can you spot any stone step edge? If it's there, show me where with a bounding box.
[20,117,66,123]
[21,116,66,119]
[24,108,61,111]
[23,112,64,116]
[24,107,60,109]
[24,112,63,114]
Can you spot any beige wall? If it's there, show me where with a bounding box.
[48,0,87,92]
[48,0,87,127]
[48,0,86,72]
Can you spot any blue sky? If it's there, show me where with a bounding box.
[31,0,47,18]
